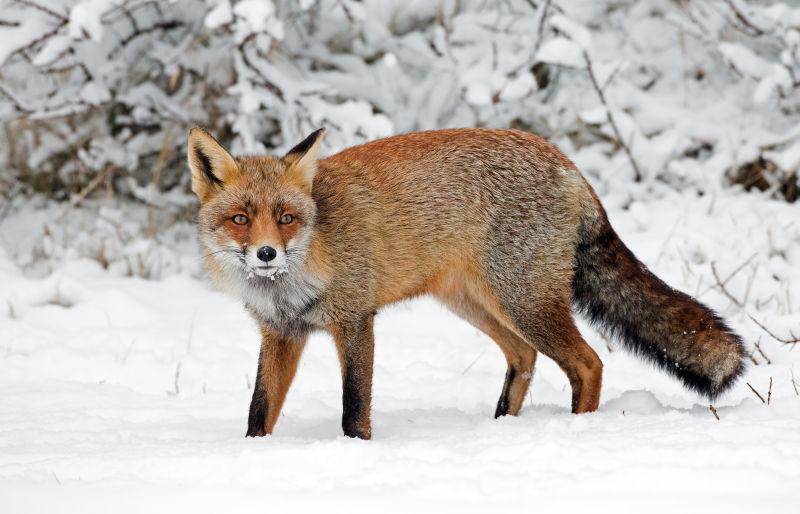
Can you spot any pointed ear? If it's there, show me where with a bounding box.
[282,128,325,192]
[187,127,239,200]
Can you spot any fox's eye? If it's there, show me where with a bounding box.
[232,214,249,225]
[279,213,294,225]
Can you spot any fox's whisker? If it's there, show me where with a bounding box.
[201,248,236,259]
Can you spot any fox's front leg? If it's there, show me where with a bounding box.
[246,325,307,437]
[332,314,375,440]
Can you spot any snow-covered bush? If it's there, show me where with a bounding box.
[1,0,798,276]
[2,0,798,205]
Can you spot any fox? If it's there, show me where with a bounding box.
[187,126,746,440]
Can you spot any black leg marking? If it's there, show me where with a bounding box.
[494,367,516,418]
[246,387,267,437]
[341,369,369,439]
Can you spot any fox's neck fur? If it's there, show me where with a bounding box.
[209,229,330,338]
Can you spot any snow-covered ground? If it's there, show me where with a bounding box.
[1,189,799,513]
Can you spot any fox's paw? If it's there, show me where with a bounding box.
[246,394,269,437]
[342,415,371,440]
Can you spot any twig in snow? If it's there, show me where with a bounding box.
[698,254,757,297]
[748,314,800,346]
[709,404,720,420]
[746,381,766,404]
[791,369,799,397]
[710,262,744,308]
[583,50,642,182]
[742,262,759,307]
[767,377,772,405]
[462,344,489,375]
[121,338,137,364]
[746,347,760,366]
[594,328,614,353]
[168,361,181,396]
[753,338,771,365]
[655,216,683,265]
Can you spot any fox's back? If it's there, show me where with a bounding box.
[314,128,595,303]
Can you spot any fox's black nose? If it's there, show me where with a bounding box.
[256,246,277,263]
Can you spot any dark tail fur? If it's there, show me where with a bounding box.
[572,204,745,399]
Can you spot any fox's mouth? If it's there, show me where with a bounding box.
[253,265,276,276]
[248,264,288,280]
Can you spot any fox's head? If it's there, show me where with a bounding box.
[187,127,324,282]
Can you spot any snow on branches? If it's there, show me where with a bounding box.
[0,0,798,205]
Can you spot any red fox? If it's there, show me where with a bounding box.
[187,127,745,439]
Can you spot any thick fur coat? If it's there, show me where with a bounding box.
[188,127,745,439]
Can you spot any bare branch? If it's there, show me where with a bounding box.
[531,0,552,57]
[68,164,115,209]
[583,50,643,182]
[462,344,489,375]
[238,33,285,101]
[14,0,68,22]
[711,262,744,308]
[746,348,760,366]
[723,0,767,37]
[754,339,772,365]
[0,82,31,115]
[167,361,181,396]
[698,253,757,297]
[708,404,720,420]
[767,377,772,405]
[746,382,766,404]
[748,314,800,345]
[3,18,68,65]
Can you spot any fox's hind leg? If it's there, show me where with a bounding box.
[484,226,603,413]
[436,288,538,418]
[505,297,603,413]
[494,343,537,418]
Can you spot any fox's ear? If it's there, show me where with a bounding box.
[283,128,325,192]
[187,127,239,200]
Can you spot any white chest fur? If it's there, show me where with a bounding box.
[227,270,325,330]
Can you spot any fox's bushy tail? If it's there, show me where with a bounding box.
[572,203,745,399]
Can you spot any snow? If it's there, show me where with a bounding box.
[232,0,283,41]
[68,0,122,42]
[205,0,234,30]
[2,0,800,511]
[32,35,72,67]
[1,190,799,512]
[549,14,592,50]
[535,37,585,69]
